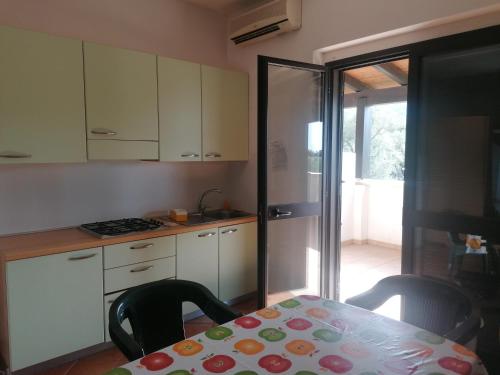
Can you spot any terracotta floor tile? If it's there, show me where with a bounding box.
[35,297,258,374]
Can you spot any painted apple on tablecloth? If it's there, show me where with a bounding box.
[205,326,233,340]
[279,299,302,308]
[319,355,353,373]
[256,308,282,319]
[329,319,356,333]
[312,328,342,343]
[173,339,203,356]
[202,354,236,373]
[139,352,174,371]
[306,308,331,319]
[258,328,287,342]
[438,357,473,375]
[103,369,132,375]
[285,339,316,355]
[414,330,445,345]
[384,358,419,375]
[166,371,191,375]
[235,316,262,329]
[286,318,313,330]
[234,338,265,355]
[340,341,371,358]
[452,343,477,358]
[399,341,433,358]
[258,354,293,373]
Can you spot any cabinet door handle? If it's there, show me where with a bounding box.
[130,243,154,250]
[0,151,32,159]
[181,153,200,158]
[198,232,216,238]
[68,253,97,261]
[205,152,221,158]
[130,265,154,273]
[221,228,238,235]
[91,128,117,136]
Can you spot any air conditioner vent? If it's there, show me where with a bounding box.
[231,19,287,45]
[229,0,301,45]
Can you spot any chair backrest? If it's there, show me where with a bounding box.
[109,279,241,360]
[345,275,477,338]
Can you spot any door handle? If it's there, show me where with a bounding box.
[271,208,292,218]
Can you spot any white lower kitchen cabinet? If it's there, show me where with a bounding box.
[104,291,132,342]
[6,248,104,371]
[176,229,219,315]
[219,222,257,302]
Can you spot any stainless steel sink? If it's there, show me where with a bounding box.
[204,209,251,220]
[180,210,251,226]
[181,213,219,226]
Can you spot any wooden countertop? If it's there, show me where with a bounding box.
[0,216,257,261]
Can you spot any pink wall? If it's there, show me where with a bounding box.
[0,0,234,235]
[0,0,228,67]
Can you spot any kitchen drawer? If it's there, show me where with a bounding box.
[104,235,176,269]
[104,291,132,342]
[104,257,175,294]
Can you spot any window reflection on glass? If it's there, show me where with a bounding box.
[343,107,356,153]
[366,102,407,180]
[307,121,323,173]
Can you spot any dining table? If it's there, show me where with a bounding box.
[104,295,488,375]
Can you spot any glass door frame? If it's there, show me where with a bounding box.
[257,55,335,308]
[325,50,412,301]
[325,24,500,299]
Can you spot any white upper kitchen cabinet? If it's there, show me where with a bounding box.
[219,222,257,302]
[0,26,86,164]
[6,248,104,371]
[158,57,202,161]
[201,66,249,161]
[84,42,159,160]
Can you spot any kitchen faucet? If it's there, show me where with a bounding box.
[198,188,222,216]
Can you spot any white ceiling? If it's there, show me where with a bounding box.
[185,0,267,15]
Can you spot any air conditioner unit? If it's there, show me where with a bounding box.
[229,0,301,45]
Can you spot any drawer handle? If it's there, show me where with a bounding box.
[198,232,216,238]
[68,253,97,261]
[205,152,221,158]
[130,243,154,250]
[91,128,117,136]
[107,299,115,304]
[130,265,154,273]
[221,228,238,235]
[181,153,200,158]
[0,151,32,159]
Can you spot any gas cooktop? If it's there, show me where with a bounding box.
[80,218,163,238]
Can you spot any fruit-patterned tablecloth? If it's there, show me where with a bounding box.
[105,295,488,375]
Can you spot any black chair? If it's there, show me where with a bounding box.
[109,279,242,360]
[345,274,481,344]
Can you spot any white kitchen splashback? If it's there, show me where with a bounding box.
[0,162,230,235]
